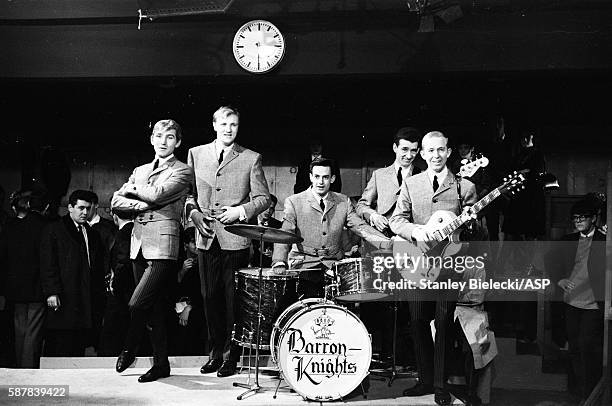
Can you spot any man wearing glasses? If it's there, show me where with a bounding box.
[554,199,606,402]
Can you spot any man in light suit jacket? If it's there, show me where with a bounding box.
[272,158,391,297]
[111,119,193,383]
[390,131,477,406]
[357,127,422,235]
[185,106,270,377]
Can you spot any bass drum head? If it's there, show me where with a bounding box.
[271,298,332,365]
[277,303,371,401]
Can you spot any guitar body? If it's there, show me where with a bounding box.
[392,210,468,284]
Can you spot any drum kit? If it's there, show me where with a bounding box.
[225,223,411,401]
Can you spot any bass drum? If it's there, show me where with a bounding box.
[271,299,372,401]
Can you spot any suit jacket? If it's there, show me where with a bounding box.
[357,164,422,221]
[186,142,271,251]
[272,189,389,268]
[389,170,478,240]
[549,230,606,305]
[40,215,105,330]
[0,212,48,302]
[111,156,193,260]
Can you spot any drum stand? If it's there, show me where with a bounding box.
[369,298,416,386]
[232,232,267,400]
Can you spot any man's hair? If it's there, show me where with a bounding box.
[68,190,95,206]
[422,131,448,144]
[571,199,597,216]
[9,190,31,212]
[394,127,421,146]
[183,227,196,244]
[82,190,99,205]
[153,119,182,141]
[309,157,336,173]
[213,106,240,123]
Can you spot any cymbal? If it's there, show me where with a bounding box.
[225,224,303,244]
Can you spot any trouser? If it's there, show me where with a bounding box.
[407,289,456,389]
[44,329,87,357]
[123,252,174,367]
[565,304,604,399]
[199,238,249,361]
[99,292,131,357]
[13,302,45,368]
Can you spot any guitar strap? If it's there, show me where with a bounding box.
[456,173,464,210]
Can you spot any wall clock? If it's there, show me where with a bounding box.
[233,20,285,74]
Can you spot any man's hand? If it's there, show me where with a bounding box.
[460,206,478,221]
[379,239,393,250]
[179,305,192,327]
[182,258,196,271]
[558,278,575,292]
[370,213,389,232]
[47,295,61,311]
[411,226,434,242]
[216,206,242,224]
[191,211,214,238]
[271,262,287,275]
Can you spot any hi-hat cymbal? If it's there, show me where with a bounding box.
[225,224,303,244]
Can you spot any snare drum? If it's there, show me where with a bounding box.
[233,268,298,349]
[271,299,372,401]
[332,257,389,302]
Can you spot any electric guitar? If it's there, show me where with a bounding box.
[392,171,526,284]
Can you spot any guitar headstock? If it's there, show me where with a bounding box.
[458,155,489,178]
[499,171,527,195]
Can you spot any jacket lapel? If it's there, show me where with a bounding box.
[324,193,338,216]
[148,156,177,182]
[433,170,454,198]
[307,189,324,214]
[218,144,241,171]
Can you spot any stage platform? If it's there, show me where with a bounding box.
[0,361,449,406]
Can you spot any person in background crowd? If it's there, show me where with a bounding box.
[171,227,206,356]
[40,190,105,357]
[0,190,48,368]
[112,118,193,383]
[553,199,606,402]
[85,191,117,253]
[98,209,134,357]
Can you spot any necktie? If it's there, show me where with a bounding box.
[218,149,224,165]
[433,175,439,192]
[320,198,325,212]
[152,159,159,170]
[397,168,403,186]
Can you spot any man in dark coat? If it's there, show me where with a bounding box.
[0,190,48,367]
[552,199,606,402]
[40,189,105,356]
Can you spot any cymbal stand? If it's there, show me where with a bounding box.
[369,297,416,386]
[233,231,266,400]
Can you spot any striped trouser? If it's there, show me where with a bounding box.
[406,288,456,389]
[123,251,174,366]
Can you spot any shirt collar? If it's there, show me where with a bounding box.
[88,213,100,226]
[310,186,329,202]
[215,140,234,156]
[426,166,448,185]
[580,227,596,238]
[72,219,85,231]
[154,154,174,167]
[394,162,413,178]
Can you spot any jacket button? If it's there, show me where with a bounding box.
[432,198,438,203]
[216,188,221,191]
[322,232,327,236]
[215,203,220,206]
[322,217,326,222]
[322,245,326,249]
[149,214,154,220]
[217,173,221,176]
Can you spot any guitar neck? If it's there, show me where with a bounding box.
[435,188,501,241]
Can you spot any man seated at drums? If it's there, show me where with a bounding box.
[271,158,391,298]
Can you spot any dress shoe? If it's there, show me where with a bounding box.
[115,350,135,373]
[403,382,434,397]
[217,360,237,377]
[434,388,452,406]
[138,365,170,383]
[200,358,223,374]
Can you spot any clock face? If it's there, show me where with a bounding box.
[233,20,285,74]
